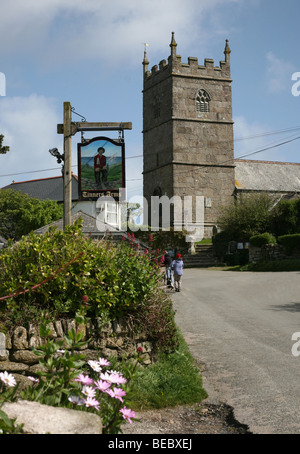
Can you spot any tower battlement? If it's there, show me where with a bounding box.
[143,34,231,84]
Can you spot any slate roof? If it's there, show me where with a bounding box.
[33,210,119,236]
[1,174,79,202]
[234,159,300,193]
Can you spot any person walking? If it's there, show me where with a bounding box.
[163,251,173,288]
[171,253,184,292]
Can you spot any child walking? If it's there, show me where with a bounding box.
[171,253,184,292]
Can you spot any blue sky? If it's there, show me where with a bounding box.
[0,0,299,206]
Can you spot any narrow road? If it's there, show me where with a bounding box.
[172,268,300,434]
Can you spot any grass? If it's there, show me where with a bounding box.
[126,331,208,411]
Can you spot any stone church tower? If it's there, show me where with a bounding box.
[142,33,235,237]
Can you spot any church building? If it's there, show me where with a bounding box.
[142,33,300,238]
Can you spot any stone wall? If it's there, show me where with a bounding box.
[249,244,300,262]
[0,316,154,388]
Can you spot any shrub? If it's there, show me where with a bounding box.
[270,198,300,236]
[249,232,277,247]
[278,234,300,254]
[217,193,273,240]
[0,221,161,327]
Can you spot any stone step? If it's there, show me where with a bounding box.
[183,243,217,267]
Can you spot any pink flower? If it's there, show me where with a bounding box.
[27,376,39,383]
[81,295,89,303]
[98,357,110,367]
[94,379,111,392]
[84,397,100,411]
[137,346,143,354]
[120,407,136,424]
[100,371,112,382]
[74,373,93,385]
[107,387,126,402]
[109,373,127,385]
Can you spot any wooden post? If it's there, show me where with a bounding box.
[63,102,72,230]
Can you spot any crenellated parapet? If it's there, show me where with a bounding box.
[143,33,231,85]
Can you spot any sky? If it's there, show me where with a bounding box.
[0,0,299,207]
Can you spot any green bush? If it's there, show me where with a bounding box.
[212,230,233,260]
[278,234,300,254]
[0,221,161,326]
[270,199,300,236]
[224,249,249,266]
[249,232,277,247]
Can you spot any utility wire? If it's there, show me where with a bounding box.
[1,126,299,181]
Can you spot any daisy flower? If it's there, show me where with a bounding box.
[27,376,39,383]
[84,397,100,411]
[107,387,126,403]
[74,373,93,385]
[94,379,111,392]
[98,357,110,367]
[88,360,102,372]
[68,395,85,406]
[120,407,136,424]
[82,385,96,398]
[0,371,16,387]
[109,373,127,385]
[100,371,112,382]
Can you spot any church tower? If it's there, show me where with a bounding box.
[142,33,235,237]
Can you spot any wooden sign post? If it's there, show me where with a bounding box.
[57,104,132,230]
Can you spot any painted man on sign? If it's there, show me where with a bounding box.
[94,146,108,188]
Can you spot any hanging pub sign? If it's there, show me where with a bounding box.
[77,136,125,201]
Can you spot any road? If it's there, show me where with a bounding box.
[172,268,300,434]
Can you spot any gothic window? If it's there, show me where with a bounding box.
[196,89,210,113]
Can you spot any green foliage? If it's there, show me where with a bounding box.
[0,189,63,240]
[20,314,138,434]
[212,230,233,259]
[270,198,300,236]
[21,313,87,407]
[127,332,208,410]
[217,193,273,241]
[131,228,188,254]
[278,234,300,254]
[0,135,9,154]
[0,221,179,352]
[224,249,249,266]
[249,232,277,247]
[0,378,22,434]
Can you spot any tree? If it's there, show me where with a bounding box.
[0,189,63,240]
[0,135,9,154]
[217,193,274,241]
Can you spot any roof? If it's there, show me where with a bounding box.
[34,210,119,236]
[34,210,148,249]
[234,159,300,193]
[1,174,79,202]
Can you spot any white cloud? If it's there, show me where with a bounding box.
[265,52,295,94]
[0,95,62,187]
[0,0,244,67]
